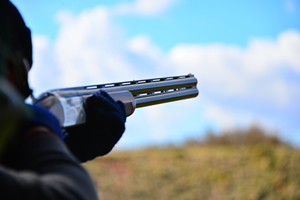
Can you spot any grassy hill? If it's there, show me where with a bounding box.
[84,127,300,200]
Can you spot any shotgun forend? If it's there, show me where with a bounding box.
[33,74,198,128]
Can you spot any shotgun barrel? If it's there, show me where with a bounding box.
[34,74,198,127]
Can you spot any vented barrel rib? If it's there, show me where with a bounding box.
[46,74,198,106]
[34,74,198,127]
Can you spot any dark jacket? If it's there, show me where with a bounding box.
[0,129,99,200]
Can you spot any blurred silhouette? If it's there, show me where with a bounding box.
[0,1,103,199]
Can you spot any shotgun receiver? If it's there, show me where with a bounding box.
[33,74,198,128]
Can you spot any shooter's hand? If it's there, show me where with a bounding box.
[64,90,126,162]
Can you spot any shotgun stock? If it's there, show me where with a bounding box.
[33,74,198,128]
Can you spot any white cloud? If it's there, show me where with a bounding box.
[114,0,177,16]
[203,103,279,131]
[53,7,139,87]
[167,30,300,139]
[168,30,300,109]
[277,30,300,72]
[128,35,161,59]
[205,104,249,128]
[127,35,171,77]
[29,35,62,95]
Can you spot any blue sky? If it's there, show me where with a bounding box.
[13,0,300,49]
[11,0,300,148]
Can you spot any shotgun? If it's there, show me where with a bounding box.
[33,74,198,128]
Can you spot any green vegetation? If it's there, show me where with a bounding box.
[84,126,300,200]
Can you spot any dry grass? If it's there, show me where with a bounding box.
[84,127,300,200]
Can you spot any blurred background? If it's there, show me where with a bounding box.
[11,0,300,148]
[10,0,300,198]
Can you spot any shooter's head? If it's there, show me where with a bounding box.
[0,0,33,99]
